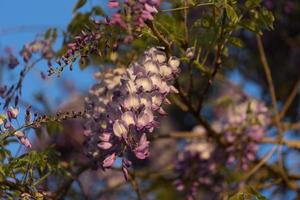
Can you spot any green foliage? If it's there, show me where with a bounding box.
[229,187,267,200]
[225,4,239,24]
[73,0,87,13]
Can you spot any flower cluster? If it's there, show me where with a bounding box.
[174,98,270,199]
[20,39,54,63]
[84,47,180,177]
[108,0,161,30]
[218,99,270,170]
[0,107,32,148]
[174,126,225,200]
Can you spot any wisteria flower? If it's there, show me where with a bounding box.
[84,47,180,173]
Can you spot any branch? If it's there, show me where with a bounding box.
[261,137,300,149]
[146,21,171,56]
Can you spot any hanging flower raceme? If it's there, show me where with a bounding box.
[174,126,226,200]
[219,99,270,170]
[174,98,270,199]
[108,0,161,29]
[84,47,180,177]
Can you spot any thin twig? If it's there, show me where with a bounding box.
[279,78,300,120]
[197,12,227,112]
[128,172,142,200]
[161,2,215,12]
[243,145,278,181]
[256,35,296,190]
[146,21,171,57]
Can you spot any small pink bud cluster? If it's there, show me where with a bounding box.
[84,47,180,178]
[48,29,102,76]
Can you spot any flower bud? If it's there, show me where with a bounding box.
[7,107,19,119]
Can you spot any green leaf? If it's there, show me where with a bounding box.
[0,114,6,120]
[258,8,275,30]
[245,0,261,8]
[73,0,87,13]
[229,187,267,200]
[44,29,52,40]
[92,7,105,16]
[228,36,245,48]
[240,20,260,33]
[225,4,239,24]
[52,28,58,42]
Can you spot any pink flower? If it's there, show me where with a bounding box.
[7,107,19,119]
[133,133,150,159]
[103,153,116,168]
[20,137,32,148]
[108,0,120,9]
[97,142,113,150]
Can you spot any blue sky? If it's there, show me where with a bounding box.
[0,0,105,110]
[0,0,106,155]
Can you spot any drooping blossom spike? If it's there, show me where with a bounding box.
[218,98,270,170]
[174,126,225,199]
[174,97,270,199]
[107,0,161,30]
[84,47,180,172]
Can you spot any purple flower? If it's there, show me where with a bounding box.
[107,0,161,31]
[133,133,150,159]
[121,111,136,127]
[137,108,154,130]
[122,94,140,110]
[113,120,128,138]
